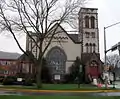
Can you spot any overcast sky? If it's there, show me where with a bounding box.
[0,0,120,60]
[88,0,120,60]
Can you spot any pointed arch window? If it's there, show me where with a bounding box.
[85,16,89,28]
[85,43,89,53]
[89,43,92,53]
[91,16,95,28]
[46,46,67,77]
[93,43,96,52]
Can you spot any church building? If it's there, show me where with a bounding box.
[26,8,103,82]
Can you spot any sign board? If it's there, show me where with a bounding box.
[54,75,60,80]
[17,78,22,82]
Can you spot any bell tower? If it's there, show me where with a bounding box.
[78,8,99,54]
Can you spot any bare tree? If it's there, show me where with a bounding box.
[106,54,120,68]
[0,0,87,88]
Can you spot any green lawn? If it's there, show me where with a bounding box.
[0,84,106,90]
[41,84,102,90]
[0,95,120,99]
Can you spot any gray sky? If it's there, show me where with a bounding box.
[0,0,120,60]
[88,0,120,60]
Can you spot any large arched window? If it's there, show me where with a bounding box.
[93,43,96,52]
[46,46,67,80]
[91,16,95,28]
[85,43,89,53]
[85,16,89,28]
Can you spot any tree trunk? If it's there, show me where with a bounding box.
[36,38,43,89]
[36,59,42,88]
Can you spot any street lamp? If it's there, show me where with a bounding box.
[112,72,116,89]
[104,21,120,66]
[104,21,120,88]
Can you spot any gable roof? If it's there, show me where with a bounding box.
[0,51,21,60]
[57,24,81,44]
[28,23,81,44]
[18,51,35,63]
[68,34,79,43]
[81,52,103,65]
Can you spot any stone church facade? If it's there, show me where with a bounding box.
[26,8,103,81]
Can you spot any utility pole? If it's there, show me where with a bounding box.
[104,21,120,89]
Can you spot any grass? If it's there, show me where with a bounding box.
[0,95,120,99]
[0,84,116,90]
[41,84,103,90]
[0,84,99,90]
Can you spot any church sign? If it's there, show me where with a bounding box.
[54,74,60,80]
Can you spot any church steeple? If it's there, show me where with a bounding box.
[78,8,99,53]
